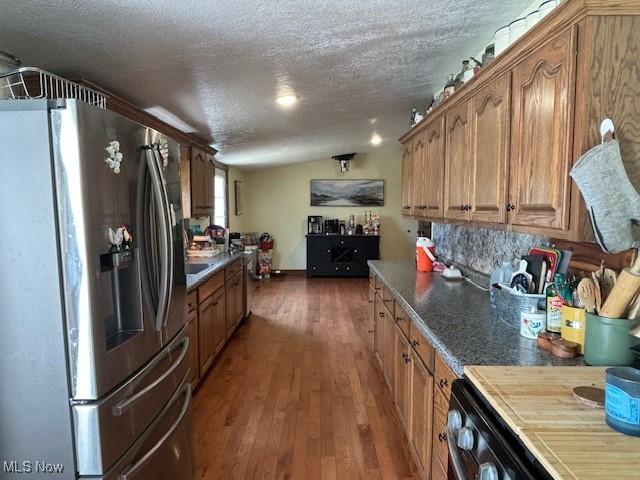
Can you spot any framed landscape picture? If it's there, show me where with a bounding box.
[310,179,384,206]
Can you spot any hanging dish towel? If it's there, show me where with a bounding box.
[570,139,640,253]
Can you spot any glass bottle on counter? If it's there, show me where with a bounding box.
[546,273,565,333]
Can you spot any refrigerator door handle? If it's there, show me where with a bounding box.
[152,147,174,329]
[119,382,192,480]
[112,336,189,417]
[144,146,170,332]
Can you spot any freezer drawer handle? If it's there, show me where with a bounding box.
[112,336,189,417]
[119,382,192,480]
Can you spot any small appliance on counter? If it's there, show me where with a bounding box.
[324,218,339,234]
[308,215,323,234]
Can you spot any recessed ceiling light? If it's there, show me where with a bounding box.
[370,133,382,146]
[369,118,378,124]
[275,94,298,107]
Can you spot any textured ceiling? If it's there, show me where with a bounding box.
[0,0,531,168]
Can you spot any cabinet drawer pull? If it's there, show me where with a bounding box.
[438,432,447,442]
[378,311,384,318]
[412,339,419,347]
[439,378,449,388]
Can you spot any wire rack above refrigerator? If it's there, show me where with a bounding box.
[0,67,108,109]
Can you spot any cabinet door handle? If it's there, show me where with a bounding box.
[412,339,419,347]
[378,312,384,318]
[460,204,465,211]
[439,378,448,388]
[506,202,515,211]
[438,432,447,442]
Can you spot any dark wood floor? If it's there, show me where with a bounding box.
[193,276,417,480]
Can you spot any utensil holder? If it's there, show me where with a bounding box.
[584,314,640,366]
[561,306,586,354]
[493,286,545,330]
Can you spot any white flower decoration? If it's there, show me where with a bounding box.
[105,141,123,173]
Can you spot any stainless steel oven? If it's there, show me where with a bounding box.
[446,380,553,480]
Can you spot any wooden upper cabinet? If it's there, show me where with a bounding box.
[510,28,576,230]
[444,100,471,220]
[423,117,445,218]
[401,142,413,215]
[470,73,511,224]
[191,147,214,217]
[411,135,426,216]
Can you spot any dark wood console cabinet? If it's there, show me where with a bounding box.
[306,234,380,277]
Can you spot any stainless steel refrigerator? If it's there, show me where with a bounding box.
[0,99,194,479]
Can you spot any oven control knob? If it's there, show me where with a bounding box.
[457,427,474,451]
[478,462,499,480]
[447,410,462,431]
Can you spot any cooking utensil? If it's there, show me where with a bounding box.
[626,292,640,320]
[591,273,602,314]
[600,256,640,318]
[601,268,618,301]
[510,259,533,293]
[577,278,597,314]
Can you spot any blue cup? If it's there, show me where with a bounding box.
[605,367,640,436]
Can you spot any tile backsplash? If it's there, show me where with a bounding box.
[430,222,549,276]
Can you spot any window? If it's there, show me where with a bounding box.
[213,167,227,228]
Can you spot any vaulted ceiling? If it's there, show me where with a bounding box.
[1,0,531,167]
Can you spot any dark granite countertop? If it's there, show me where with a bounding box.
[186,251,246,291]
[368,260,584,377]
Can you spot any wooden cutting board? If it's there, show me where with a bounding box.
[464,366,640,480]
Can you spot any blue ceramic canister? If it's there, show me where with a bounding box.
[605,367,640,436]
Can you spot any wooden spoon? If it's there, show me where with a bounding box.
[577,278,597,314]
[601,268,617,301]
[591,272,602,314]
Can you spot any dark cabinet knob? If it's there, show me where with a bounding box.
[412,339,419,347]
[439,378,448,388]
[506,202,515,211]
[460,204,465,211]
[438,432,447,442]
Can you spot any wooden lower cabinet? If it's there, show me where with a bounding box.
[382,299,395,393]
[198,285,226,374]
[186,310,200,387]
[394,324,411,430]
[432,388,450,471]
[374,294,385,368]
[409,350,435,478]
[198,292,217,373]
[225,273,243,338]
[370,279,459,479]
[431,456,449,480]
[368,284,376,350]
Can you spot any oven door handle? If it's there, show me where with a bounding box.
[447,426,471,480]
